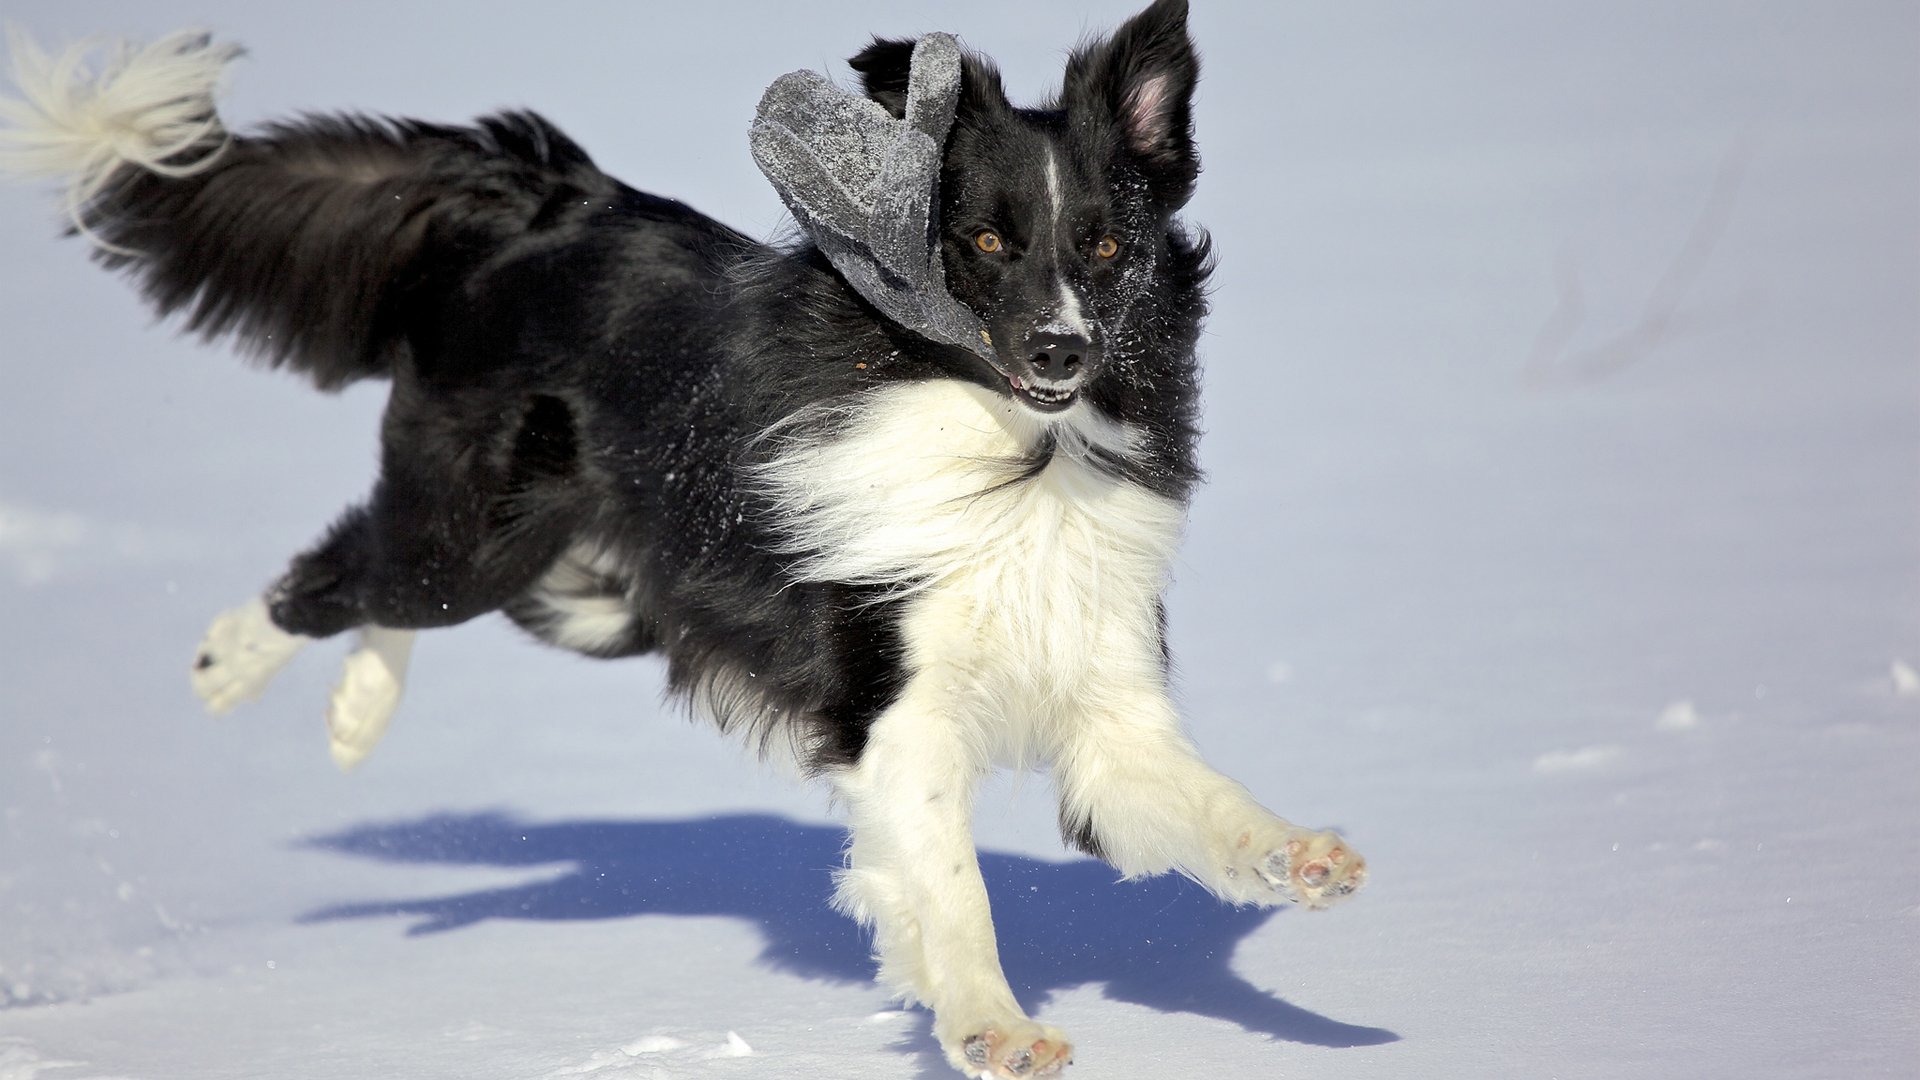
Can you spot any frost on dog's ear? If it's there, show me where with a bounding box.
[1063,0,1200,202]
[848,37,916,119]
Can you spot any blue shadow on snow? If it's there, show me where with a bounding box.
[298,812,1395,1051]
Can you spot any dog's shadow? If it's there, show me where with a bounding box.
[299,812,1395,1068]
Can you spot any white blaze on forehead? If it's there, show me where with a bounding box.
[1044,145,1063,232]
[1042,145,1092,341]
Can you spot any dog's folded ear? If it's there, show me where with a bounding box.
[750,34,993,362]
[854,35,1009,128]
[849,37,916,120]
[1063,0,1200,204]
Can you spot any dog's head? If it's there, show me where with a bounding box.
[850,0,1200,416]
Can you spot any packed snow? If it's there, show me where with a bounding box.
[2,2,1916,1078]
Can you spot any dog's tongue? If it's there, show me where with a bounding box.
[748,34,996,365]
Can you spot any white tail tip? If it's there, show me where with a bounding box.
[0,26,241,235]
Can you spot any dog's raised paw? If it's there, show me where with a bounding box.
[955,1020,1072,1079]
[189,597,307,714]
[1254,827,1367,909]
[326,627,414,770]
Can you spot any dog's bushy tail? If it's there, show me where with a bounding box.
[0,29,614,389]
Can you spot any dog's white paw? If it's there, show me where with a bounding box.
[951,1018,1072,1079]
[1252,825,1367,909]
[326,627,414,770]
[190,597,307,714]
[1216,819,1367,910]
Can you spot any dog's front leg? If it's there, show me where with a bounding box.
[1053,687,1368,909]
[832,678,1072,1079]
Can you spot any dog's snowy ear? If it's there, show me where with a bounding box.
[955,53,1009,121]
[853,36,1008,127]
[1063,0,1200,202]
[849,37,916,119]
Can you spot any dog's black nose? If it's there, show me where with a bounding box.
[1024,331,1094,381]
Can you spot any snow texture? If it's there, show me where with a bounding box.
[1,2,1917,1079]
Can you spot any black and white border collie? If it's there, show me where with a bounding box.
[1,2,1364,1074]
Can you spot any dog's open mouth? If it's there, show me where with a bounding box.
[1007,374,1078,413]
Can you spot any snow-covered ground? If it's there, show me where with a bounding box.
[2,2,1916,1077]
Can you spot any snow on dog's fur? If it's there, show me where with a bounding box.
[0,3,1365,1075]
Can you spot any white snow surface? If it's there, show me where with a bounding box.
[2,2,1916,1078]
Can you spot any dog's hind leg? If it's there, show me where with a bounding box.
[266,398,582,640]
[324,624,416,769]
[191,596,310,715]
[188,504,380,728]
[189,569,414,770]
[189,530,416,768]
[194,393,583,765]
[191,503,423,768]
[190,501,385,716]
[189,499,382,723]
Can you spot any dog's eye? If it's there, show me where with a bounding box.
[1095,236,1121,259]
[974,230,1003,254]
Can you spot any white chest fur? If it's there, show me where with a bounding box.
[756,381,1185,756]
